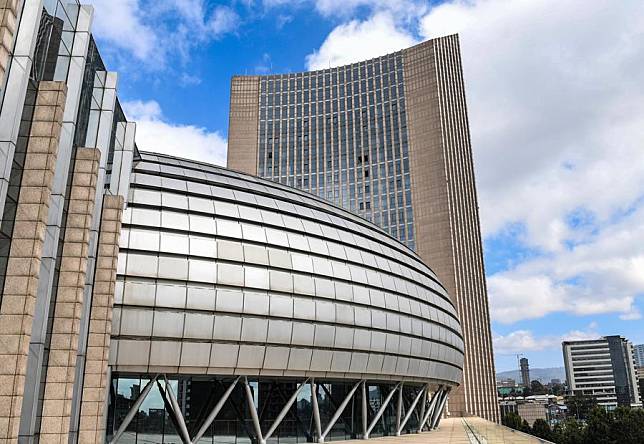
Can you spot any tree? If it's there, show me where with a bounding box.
[553,418,584,444]
[609,406,644,444]
[566,394,597,420]
[583,406,611,444]
[532,418,554,441]
[502,411,524,430]
[550,383,565,396]
[531,380,547,395]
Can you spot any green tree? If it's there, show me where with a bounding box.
[609,406,644,444]
[553,418,584,444]
[566,394,597,420]
[532,418,554,441]
[531,380,547,395]
[502,411,524,430]
[583,406,611,444]
[550,383,565,396]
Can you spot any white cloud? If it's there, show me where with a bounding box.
[489,205,644,323]
[123,100,227,166]
[304,0,644,324]
[494,326,599,355]
[88,0,239,66]
[419,0,644,251]
[89,0,159,62]
[306,12,416,70]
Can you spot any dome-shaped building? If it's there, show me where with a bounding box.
[106,152,463,443]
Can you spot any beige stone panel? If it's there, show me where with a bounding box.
[227,76,260,175]
[0,0,18,86]
[403,37,498,422]
[77,195,123,444]
[0,81,66,442]
[38,148,100,444]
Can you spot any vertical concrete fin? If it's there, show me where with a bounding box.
[0,79,66,442]
[77,194,123,444]
[38,147,100,442]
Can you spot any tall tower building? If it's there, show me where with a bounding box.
[520,357,530,387]
[227,35,498,421]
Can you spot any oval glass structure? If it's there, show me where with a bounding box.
[112,152,464,385]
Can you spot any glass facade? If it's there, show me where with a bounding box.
[107,376,431,443]
[256,53,414,250]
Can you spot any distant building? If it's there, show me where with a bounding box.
[517,402,548,426]
[563,336,641,410]
[633,344,644,367]
[497,378,517,388]
[637,366,644,404]
[499,399,549,426]
[520,358,530,387]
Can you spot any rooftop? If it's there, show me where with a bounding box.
[335,418,551,444]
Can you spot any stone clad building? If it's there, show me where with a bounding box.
[227,37,498,422]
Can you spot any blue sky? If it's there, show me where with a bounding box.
[88,0,644,373]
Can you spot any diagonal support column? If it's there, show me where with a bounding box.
[430,389,450,430]
[264,379,309,441]
[319,380,363,442]
[192,376,241,443]
[396,386,426,436]
[311,379,322,442]
[361,381,367,439]
[243,377,264,444]
[162,376,191,444]
[365,383,400,439]
[395,382,403,434]
[418,388,442,432]
[109,376,158,444]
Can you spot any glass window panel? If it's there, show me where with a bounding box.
[152,311,185,337]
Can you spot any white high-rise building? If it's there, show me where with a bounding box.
[563,336,641,410]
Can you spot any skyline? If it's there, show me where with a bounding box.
[86,0,644,372]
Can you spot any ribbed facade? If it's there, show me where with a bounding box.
[227,36,498,421]
[106,152,463,443]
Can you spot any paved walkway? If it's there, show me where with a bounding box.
[333,417,551,444]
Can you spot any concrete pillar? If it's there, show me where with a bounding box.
[38,148,100,443]
[77,194,123,444]
[0,80,66,442]
[0,0,18,87]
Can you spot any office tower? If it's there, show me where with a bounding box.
[520,357,530,387]
[563,336,641,409]
[227,35,498,421]
[633,344,644,367]
[0,2,135,442]
[107,152,463,442]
